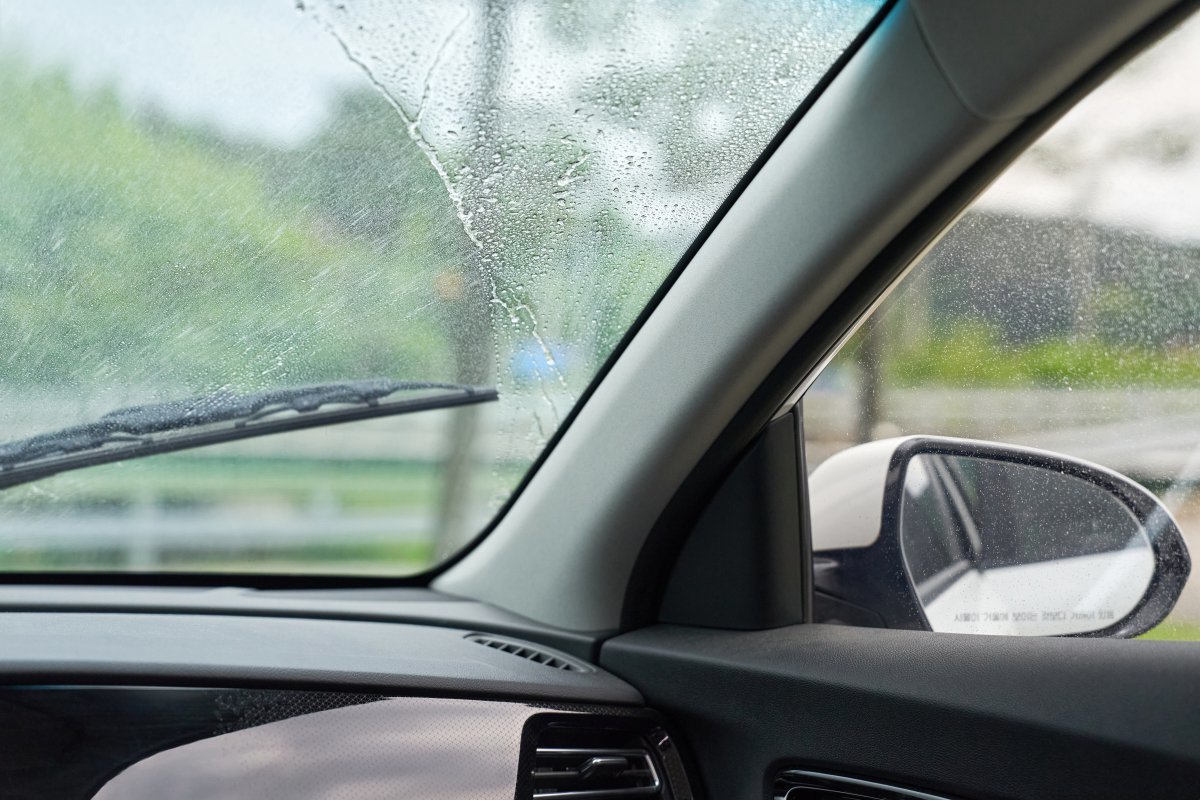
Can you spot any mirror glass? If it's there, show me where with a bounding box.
[900,454,1155,635]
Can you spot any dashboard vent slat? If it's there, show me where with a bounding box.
[465,634,588,672]
[532,747,662,800]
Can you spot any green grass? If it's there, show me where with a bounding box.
[1138,619,1200,641]
[888,323,1200,388]
[0,539,436,575]
[52,455,442,511]
[0,454,527,513]
[0,452,530,575]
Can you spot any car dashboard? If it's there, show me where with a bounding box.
[0,605,692,800]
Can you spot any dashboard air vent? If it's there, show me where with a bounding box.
[533,747,662,799]
[466,634,587,672]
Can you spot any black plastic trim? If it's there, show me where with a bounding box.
[794,405,815,625]
[602,623,1200,800]
[516,711,694,800]
[776,769,954,800]
[657,414,804,630]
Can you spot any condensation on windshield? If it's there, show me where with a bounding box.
[0,0,881,574]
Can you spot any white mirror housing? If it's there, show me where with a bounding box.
[808,436,1191,637]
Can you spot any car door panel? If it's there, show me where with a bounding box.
[602,624,1200,800]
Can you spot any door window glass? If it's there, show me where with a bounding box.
[803,13,1200,640]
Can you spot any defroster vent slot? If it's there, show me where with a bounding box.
[465,634,589,672]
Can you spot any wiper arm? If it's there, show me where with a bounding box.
[0,379,496,490]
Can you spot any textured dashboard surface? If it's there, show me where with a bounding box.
[94,695,534,800]
[0,686,660,800]
[0,612,640,703]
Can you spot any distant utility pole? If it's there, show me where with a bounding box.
[855,322,883,443]
[434,0,507,559]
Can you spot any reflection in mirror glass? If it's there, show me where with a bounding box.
[900,454,1154,635]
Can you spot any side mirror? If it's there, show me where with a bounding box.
[808,436,1191,637]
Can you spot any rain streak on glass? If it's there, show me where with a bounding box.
[0,0,881,574]
[296,0,880,433]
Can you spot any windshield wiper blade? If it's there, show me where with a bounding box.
[0,379,496,490]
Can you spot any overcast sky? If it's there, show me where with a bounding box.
[965,14,1200,244]
[2,1,1198,242]
[0,0,363,146]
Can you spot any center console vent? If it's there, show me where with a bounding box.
[775,769,955,800]
[532,746,662,799]
[525,716,691,800]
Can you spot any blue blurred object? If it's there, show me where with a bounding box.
[510,340,570,386]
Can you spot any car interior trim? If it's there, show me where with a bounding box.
[0,612,641,703]
[0,585,605,660]
[602,623,1200,800]
[776,769,954,800]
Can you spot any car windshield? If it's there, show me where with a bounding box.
[0,0,882,576]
